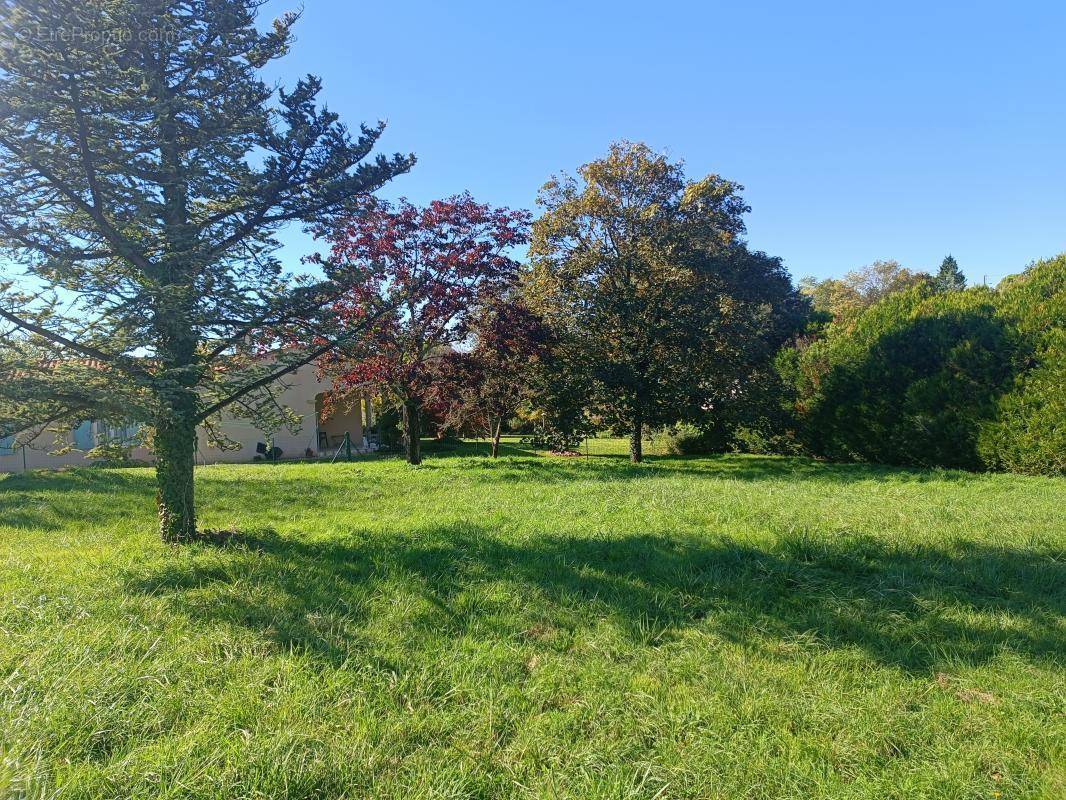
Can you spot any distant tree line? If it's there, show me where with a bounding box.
[778,254,1063,475]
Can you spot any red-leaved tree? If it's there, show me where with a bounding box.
[429,294,552,457]
[318,195,530,464]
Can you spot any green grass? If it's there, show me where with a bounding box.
[1,443,1064,799]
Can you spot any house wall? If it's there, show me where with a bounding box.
[0,365,370,473]
[0,432,107,472]
[316,394,364,454]
[195,364,329,464]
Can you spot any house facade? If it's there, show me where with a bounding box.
[0,365,376,473]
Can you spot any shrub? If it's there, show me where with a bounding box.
[730,425,803,456]
[662,424,719,456]
[791,285,1020,470]
[542,426,588,454]
[979,255,1066,474]
[784,255,1066,475]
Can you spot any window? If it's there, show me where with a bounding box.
[0,435,15,456]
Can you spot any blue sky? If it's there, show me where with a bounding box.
[262,0,1065,285]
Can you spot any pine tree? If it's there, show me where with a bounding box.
[935,255,966,292]
[0,1,413,541]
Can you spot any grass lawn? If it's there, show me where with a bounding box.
[1,442,1063,799]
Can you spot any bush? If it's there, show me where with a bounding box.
[790,285,1019,470]
[662,424,718,456]
[979,355,1066,474]
[784,255,1066,475]
[730,425,803,456]
[978,255,1066,474]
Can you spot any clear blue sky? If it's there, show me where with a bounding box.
[262,0,1065,285]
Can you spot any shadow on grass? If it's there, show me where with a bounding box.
[420,450,985,486]
[124,525,1065,674]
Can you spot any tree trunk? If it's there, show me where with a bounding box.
[156,402,197,542]
[630,415,643,464]
[490,417,502,458]
[403,400,422,465]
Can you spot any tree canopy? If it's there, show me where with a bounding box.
[979,255,1065,474]
[799,260,931,321]
[527,141,805,462]
[318,195,529,465]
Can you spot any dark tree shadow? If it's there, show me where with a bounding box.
[7,462,1059,673]
[123,524,1065,673]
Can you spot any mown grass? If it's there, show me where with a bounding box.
[0,442,1063,799]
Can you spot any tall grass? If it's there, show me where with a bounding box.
[1,445,1063,798]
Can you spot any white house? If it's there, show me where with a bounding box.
[0,364,376,473]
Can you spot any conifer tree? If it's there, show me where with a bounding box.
[0,1,413,540]
[935,254,966,292]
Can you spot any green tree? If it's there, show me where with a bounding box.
[800,260,931,320]
[934,254,967,292]
[785,255,1064,475]
[0,1,412,540]
[527,141,805,463]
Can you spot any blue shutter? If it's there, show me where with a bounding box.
[0,435,14,456]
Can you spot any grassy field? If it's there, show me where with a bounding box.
[1,441,1064,799]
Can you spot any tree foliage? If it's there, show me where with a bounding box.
[527,141,806,463]
[0,0,412,540]
[800,260,932,321]
[790,285,1017,469]
[785,256,1064,474]
[429,294,552,456]
[978,255,1065,474]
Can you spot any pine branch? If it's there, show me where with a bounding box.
[194,299,399,423]
[0,307,147,378]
